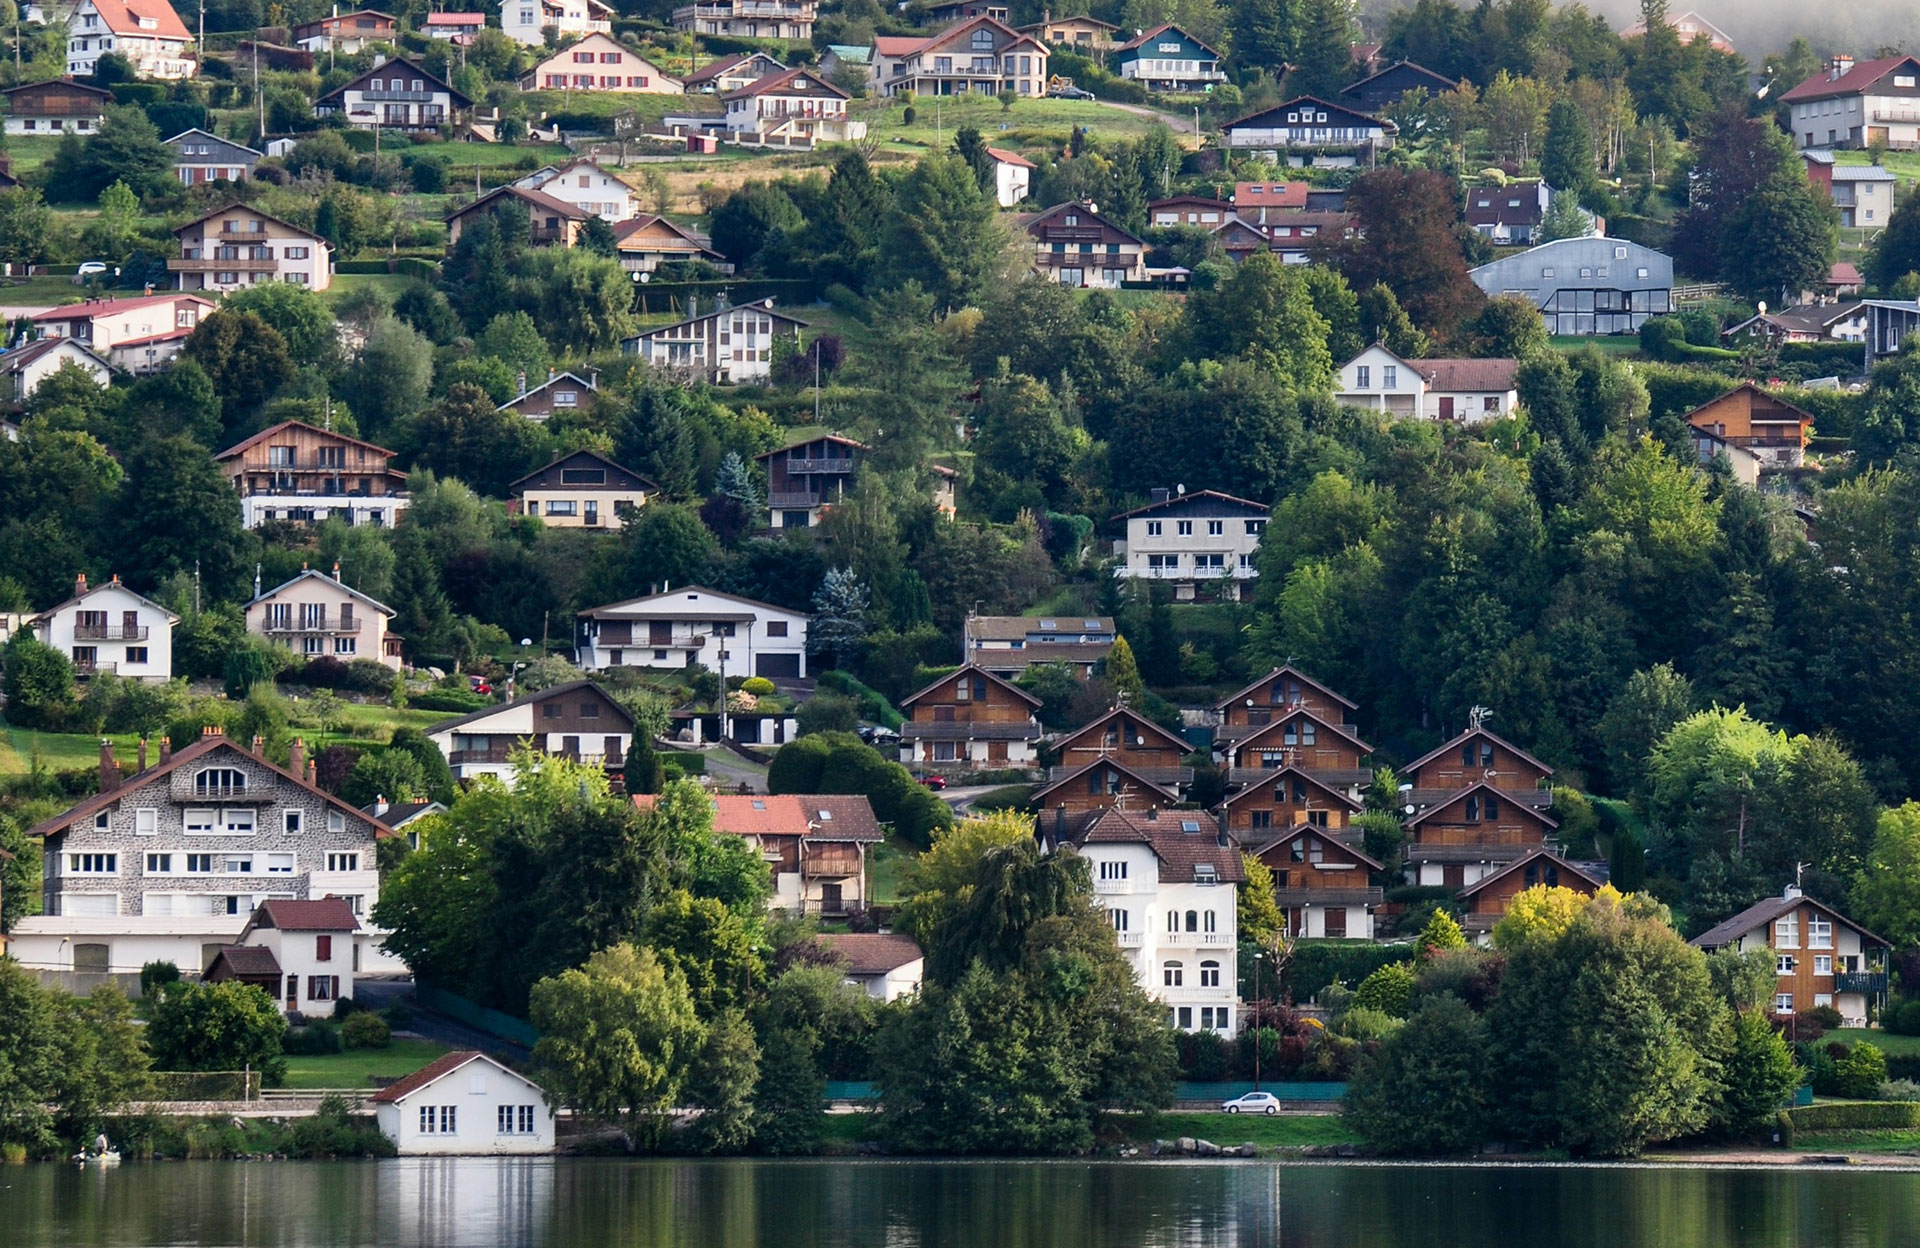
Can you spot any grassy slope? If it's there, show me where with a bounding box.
[279,1038,451,1089]
[1832,1028,1920,1056]
[853,93,1168,149]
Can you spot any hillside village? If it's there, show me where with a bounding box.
[7,0,1920,1162]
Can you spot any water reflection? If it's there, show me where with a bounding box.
[4,1157,1918,1248]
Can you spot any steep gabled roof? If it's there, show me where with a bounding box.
[242,897,361,934]
[1222,764,1364,811]
[1114,23,1222,58]
[986,146,1034,169]
[1691,891,1890,951]
[206,944,283,978]
[497,372,615,416]
[1224,95,1392,133]
[1215,665,1358,715]
[86,0,191,40]
[817,931,922,974]
[1024,200,1145,247]
[370,1051,543,1103]
[28,574,179,626]
[1249,822,1382,870]
[898,662,1043,709]
[320,55,471,108]
[250,568,396,619]
[425,680,636,736]
[2,78,114,102]
[1338,59,1457,98]
[27,733,394,841]
[1781,57,1920,103]
[1228,706,1375,757]
[1053,706,1192,756]
[0,337,112,376]
[626,296,808,338]
[753,432,867,460]
[1078,807,1248,883]
[172,202,325,244]
[612,214,721,257]
[725,68,848,101]
[164,128,264,159]
[1404,780,1559,830]
[446,183,589,224]
[1680,382,1819,430]
[1455,846,1602,899]
[1110,488,1269,521]
[1404,725,1554,778]
[1032,756,1182,806]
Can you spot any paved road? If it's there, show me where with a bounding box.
[1106,101,1199,134]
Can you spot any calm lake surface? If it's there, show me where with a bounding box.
[5,1157,1920,1248]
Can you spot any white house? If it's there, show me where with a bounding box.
[31,573,176,681]
[31,292,214,373]
[1075,807,1244,1034]
[1221,96,1394,159]
[621,297,807,384]
[515,158,641,221]
[987,146,1032,207]
[0,337,112,406]
[818,932,923,1001]
[1334,344,1520,422]
[314,56,471,132]
[245,567,404,670]
[519,34,682,94]
[67,0,196,79]
[575,586,810,679]
[372,1051,554,1154]
[1111,488,1268,602]
[501,0,613,46]
[723,68,865,148]
[206,897,363,1015]
[425,681,636,784]
[1783,55,1920,150]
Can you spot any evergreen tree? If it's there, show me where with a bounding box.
[1541,96,1596,194]
[1290,0,1358,98]
[614,380,701,498]
[1105,636,1145,705]
[953,125,994,193]
[120,434,255,599]
[712,451,762,513]
[1231,0,1297,73]
[808,568,871,669]
[882,153,1006,307]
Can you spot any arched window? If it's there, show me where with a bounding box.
[1167,909,1178,932]
[1199,960,1221,988]
[194,767,247,797]
[1204,910,1217,933]
[1185,909,1198,932]
[1163,961,1184,987]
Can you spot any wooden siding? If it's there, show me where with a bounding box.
[1410,734,1550,791]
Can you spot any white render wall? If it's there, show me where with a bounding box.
[375,1059,555,1154]
[34,582,174,682]
[1080,840,1240,1033]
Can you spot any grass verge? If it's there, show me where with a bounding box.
[279,1038,451,1089]
[1125,1112,1359,1150]
[1791,1129,1920,1153]
[1832,1028,1920,1056]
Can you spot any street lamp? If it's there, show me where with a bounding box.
[1251,949,1266,1092]
[509,637,533,698]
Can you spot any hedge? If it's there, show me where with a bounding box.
[1283,940,1417,1000]
[1780,341,1869,374]
[634,278,822,316]
[1787,1101,1920,1131]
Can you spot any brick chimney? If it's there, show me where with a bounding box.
[305,756,318,785]
[99,738,118,792]
[251,734,265,756]
[202,724,223,738]
[74,571,88,598]
[289,737,305,776]
[1832,55,1854,80]
[332,562,342,582]
[160,735,172,765]
[137,737,148,772]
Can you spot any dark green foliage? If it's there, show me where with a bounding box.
[2,634,75,729]
[1715,1008,1800,1137]
[144,980,289,1087]
[140,961,181,998]
[767,731,953,848]
[1343,996,1491,1155]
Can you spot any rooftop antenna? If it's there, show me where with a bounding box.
[1467,705,1492,731]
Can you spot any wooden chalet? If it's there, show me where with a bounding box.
[1214,666,1359,739]
[1033,756,1181,820]
[1047,706,1193,788]
[1337,60,1458,116]
[1401,780,1558,891]
[1022,201,1147,288]
[1403,724,1554,814]
[1220,765,1363,842]
[1456,847,1604,937]
[1221,705,1372,783]
[1251,824,1383,939]
[897,663,1042,775]
[1682,383,1816,470]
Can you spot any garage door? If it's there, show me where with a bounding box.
[755,653,800,678]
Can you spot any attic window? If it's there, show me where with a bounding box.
[1039,620,1057,630]
[1542,267,1555,277]
[1507,199,1521,207]
[1476,198,1490,207]
[751,799,766,810]
[1180,819,1202,832]
[817,809,832,820]
[1614,246,1628,259]
[1193,863,1218,883]
[1899,75,1916,87]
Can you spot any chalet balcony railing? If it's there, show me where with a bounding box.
[261,616,363,635]
[1836,971,1889,994]
[193,781,248,798]
[1048,764,1194,785]
[244,486,403,499]
[74,625,149,641]
[359,89,439,103]
[901,721,1037,741]
[678,1,813,18]
[71,660,117,676]
[768,491,827,509]
[169,257,278,272]
[782,457,856,475]
[1273,887,1384,908]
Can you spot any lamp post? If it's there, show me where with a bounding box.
[1251,949,1265,1092]
[509,637,533,698]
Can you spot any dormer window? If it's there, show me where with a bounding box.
[194,767,247,798]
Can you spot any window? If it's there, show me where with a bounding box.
[309,975,340,1001]
[1177,520,1193,536]
[265,853,294,874]
[70,853,117,874]
[224,809,255,836]
[1110,908,1128,932]
[284,811,302,835]
[1163,961,1184,987]
[1200,960,1221,988]
[1774,993,1795,1015]
[1248,810,1272,830]
[327,852,360,872]
[498,1104,537,1134]
[126,646,148,664]
[135,808,157,836]
[1204,910,1217,933]
[1207,520,1224,536]
[1466,795,1481,821]
[146,853,172,874]
[1775,914,1800,949]
[1098,860,1127,881]
[1777,954,1796,974]
[1246,519,1266,536]
[186,853,214,873]
[195,766,247,797]
[1382,365,1397,388]
[225,855,253,874]
[1809,917,1833,949]
[1185,910,1198,932]
[1815,955,1833,975]
[316,935,333,962]
[328,811,345,835]
[1146,520,1162,536]
[580,703,600,719]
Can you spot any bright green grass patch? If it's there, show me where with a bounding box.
[1832,1028,1920,1056]
[401,140,574,169]
[279,1038,452,1089]
[0,726,145,775]
[855,93,1167,147]
[1791,1129,1920,1153]
[1128,1112,1360,1149]
[869,835,917,905]
[1550,335,1642,355]
[322,273,413,306]
[520,91,722,124]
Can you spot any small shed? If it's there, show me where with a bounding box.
[371,1051,555,1154]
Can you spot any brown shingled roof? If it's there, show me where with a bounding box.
[245,897,361,933]
[1079,807,1247,883]
[818,932,923,975]
[206,944,283,977]
[1418,357,1519,393]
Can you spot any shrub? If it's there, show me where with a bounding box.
[1788,1100,1920,1131]
[1891,1000,1920,1036]
[1880,1079,1920,1101]
[1833,1041,1889,1099]
[1353,962,1418,1019]
[740,676,776,696]
[282,1024,343,1056]
[1178,1028,1231,1079]
[1338,1006,1404,1041]
[1791,1011,1832,1042]
[1285,942,1416,1000]
[223,647,283,700]
[408,689,490,712]
[343,659,399,693]
[1804,1005,1845,1031]
[342,1011,391,1050]
[140,960,181,998]
[1343,996,1490,1154]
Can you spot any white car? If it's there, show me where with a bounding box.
[76,261,109,276]
[1222,1091,1281,1115]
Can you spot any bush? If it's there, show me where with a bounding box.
[291,656,351,688]
[286,1093,397,1158]
[1890,1000,1920,1036]
[1788,1100,1920,1131]
[223,647,284,700]
[740,676,776,696]
[140,961,181,998]
[1285,942,1417,1000]
[342,1011,391,1049]
[1353,963,1418,1018]
[408,689,490,712]
[1804,1005,1845,1031]
[1832,1041,1889,1099]
[344,659,399,693]
[1881,1079,1920,1101]
[283,1024,343,1056]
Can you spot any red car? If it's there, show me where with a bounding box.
[918,774,948,791]
[468,676,493,695]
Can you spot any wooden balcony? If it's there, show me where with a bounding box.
[261,616,363,635]
[74,625,149,641]
[169,257,278,272]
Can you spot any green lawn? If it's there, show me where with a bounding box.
[322,273,414,307]
[280,1039,450,1089]
[1,725,146,775]
[1832,1028,1920,1056]
[869,835,915,905]
[520,91,722,124]
[1124,1112,1360,1149]
[855,93,1168,148]
[1550,335,1642,355]
[1791,1128,1920,1153]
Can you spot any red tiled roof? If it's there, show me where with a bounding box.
[1831,262,1864,285]
[1418,357,1520,393]
[1234,181,1309,209]
[250,897,361,932]
[724,68,849,101]
[1080,807,1248,883]
[634,792,808,836]
[32,293,212,321]
[89,0,191,41]
[1782,56,1918,103]
[873,35,929,56]
[986,146,1033,169]
[370,1051,487,1102]
[817,932,923,974]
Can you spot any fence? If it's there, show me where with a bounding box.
[1175,1081,1347,1103]
[414,983,540,1047]
[150,1070,262,1102]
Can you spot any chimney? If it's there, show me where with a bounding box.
[137,737,148,772]
[547,366,557,384]
[289,737,305,776]
[517,369,527,397]
[374,794,390,817]
[253,563,262,600]
[1832,55,1853,80]
[202,724,222,738]
[160,735,172,765]
[251,734,265,756]
[1150,487,1170,505]
[99,739,118,792]
[1146,805,1158,821]
[74,571,88,598]
[305,756,318,785]
[332,562,342,582]
[1785,883,1804,901]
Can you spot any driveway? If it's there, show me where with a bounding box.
[1105,101,1199,134]
[356,979,531,1063]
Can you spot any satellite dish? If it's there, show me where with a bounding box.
[1757,300,1767,315]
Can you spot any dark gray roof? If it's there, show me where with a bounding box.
[423,680,636,735]
[1690,892,1890,951]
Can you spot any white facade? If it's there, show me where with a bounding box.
[0,338,112,404]
[374,1054,555,1155]
[1078,835,1240,1034]
[521,33,681,94]
[623,299,806,384]
[1334,345,1519,422]
[848,958,922,1001]
[31,575,176,682]
[245,570,403,671]
[723,69,865,147]
[501,0,612,46]
[576,587,809,679]
[1334,343,1423,414]
[989,147,1032,207]
[1113,489,1267,601]
[516,159,640,221]
[67,0,196,79]
[241,920,357,1014]
[6,914,246,979]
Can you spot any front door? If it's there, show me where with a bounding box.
[1438,396,1454,420]
[821,882,842,914]
[585,502,599,526]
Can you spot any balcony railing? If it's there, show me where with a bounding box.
[193,781,248,799]
[1115,931,1144,947]
[1160,986,1234,1002]
[781,457,856,475]
[261,616,363,635]
[1836,971,1889,994]
[768,491,827,509]
[1093,878,1136,895]
[677,1,815,17]
[74,625,149,641]
[902,721,1037,741]
[169,257,278,272]
[359,89,439,102]
[72,660,117,676]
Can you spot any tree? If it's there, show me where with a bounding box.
[2,633,75,729]
[1290,0,1358,97]
[44,105,174,200]
[335,316,433,438]
[144,980,289,1086]
[1180,252,1335,392]
[894,809,1040,943]
[710,181,805,270]
[1329,169,1485,335]
[1105,636,1145,705]
[181,311,296,431]
[474,311,553,382]
[513,249,637,353]
[530,943,704,1149]
[607,504,717,604]
[882,153,1007,307]
[642,889,762,1019]
[1536,191,1594,243]
[1869,181,1920,293]
[395,383,546,497]
[1718,172,1838,305]
[1419,910,1468,954]
[807,567,869,669]
[1237,853,1284,948]
[0,187,57,268]
[1854,803,1920,952]
[1232,0,1297,73]
[51,986,152,1143]
[223,283,338,369]
[1470,293,1551,359]
[1491,884,1595,954]
[1344,996,1491,1155]
[952,125,994,192]
[120,434,255,599]
[1597,663,1696,795]
[1541,96,1596,195]
[1353,961,1417,1017]
[681,1008,760,1153]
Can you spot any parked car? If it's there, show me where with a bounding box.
[857,724,899,745]
[917,774,948,791]
[468,676,493,695]
[1047,85,1095,100]
[1222,1091,1281,1115]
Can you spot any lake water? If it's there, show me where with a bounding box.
[5,1157,1920,1247]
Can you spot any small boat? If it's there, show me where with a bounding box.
[72,1150,121,1166]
